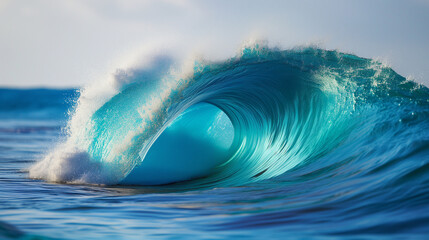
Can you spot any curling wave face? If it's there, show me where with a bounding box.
[29,46,429,189]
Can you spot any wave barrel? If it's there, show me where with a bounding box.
[121,103,234,185]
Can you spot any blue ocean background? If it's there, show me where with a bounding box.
[1,46,429,239]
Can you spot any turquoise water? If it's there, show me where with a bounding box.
[1,47,429,239]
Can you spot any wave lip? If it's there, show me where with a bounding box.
[29,45,429,189]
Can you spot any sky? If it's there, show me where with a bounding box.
[1,0,428,88]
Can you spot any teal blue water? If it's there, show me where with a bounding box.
[1,47,429,239]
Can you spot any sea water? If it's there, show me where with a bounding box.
[1,46,429,239]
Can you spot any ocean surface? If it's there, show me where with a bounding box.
[1,46,429,239]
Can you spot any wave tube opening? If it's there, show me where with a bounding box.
[121,102,235,185]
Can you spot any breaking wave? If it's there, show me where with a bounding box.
[29,45,429,190]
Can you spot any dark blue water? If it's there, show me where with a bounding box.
[1,47,429,239]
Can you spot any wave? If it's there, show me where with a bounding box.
[29,45,429,189]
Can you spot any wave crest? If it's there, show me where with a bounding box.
[29,45,428,188]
